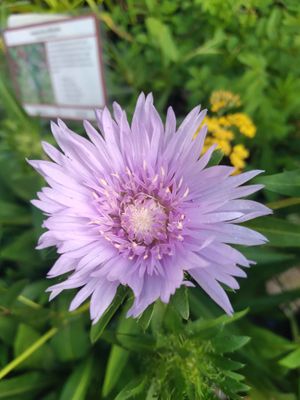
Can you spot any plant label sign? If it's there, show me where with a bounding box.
[3,15,106,120]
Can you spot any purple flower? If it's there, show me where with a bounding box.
[29,93,271,323]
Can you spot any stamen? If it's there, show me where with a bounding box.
[183,187,189,198]
[100,178,108,186]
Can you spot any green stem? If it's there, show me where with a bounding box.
[17,295,42,310]
[0,327,58,380]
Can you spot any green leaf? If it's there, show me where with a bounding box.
[59,358,93,400]
[90,287,127,344]
[102,317,139,397]
[14,324,54,369]
[0,201,31,225]
[114,377,146,400]
[0,372,51,398]
[236,288,300,312]
[0,317,16,345]
[171,286,189,320]
[212,335,250,353]
[245,217,300,247]
[266,8,281,40]
[102,348,129,397]
[0,230,40,264]
[220,376,250,395]
[255,169,300,196]
[150,301,168,334]
[187,309,248,337]
[137,303,154,331]
[0,280,28,308]
[207,149,224,167]
[51,320,89,362]
[279,348,300,369]
[243,323,295,359]
[146,17,179,62]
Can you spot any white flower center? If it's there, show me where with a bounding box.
[127,205,154,235]
[121,197,168,245]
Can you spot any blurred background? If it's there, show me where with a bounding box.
[0,1,300,399]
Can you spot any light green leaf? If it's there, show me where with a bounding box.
[59,358,93,400]
[279,348,300,369]
[171,286,189,320]
[146,17,179,62]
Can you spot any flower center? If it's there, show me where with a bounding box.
[121,197,168,245]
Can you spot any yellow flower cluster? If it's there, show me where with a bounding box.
[199,90,256,173]
[230,144,250,174]
[226,113,256,138]
[210,90,241,113]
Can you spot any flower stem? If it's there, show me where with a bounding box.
[0,327,58,380]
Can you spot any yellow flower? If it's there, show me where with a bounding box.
[230,144,250,174]
[230,153,246,170]
[196,91,255,174]
[232,144,249,159]
[210,90,241,113]
[216,139,232,156]
[226,113,256,138]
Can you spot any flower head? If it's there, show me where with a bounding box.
[29,93,271,323]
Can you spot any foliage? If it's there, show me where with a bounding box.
[0,1,299,399]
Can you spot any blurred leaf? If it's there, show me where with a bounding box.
[0,229,40,264]
[184,30,224,60]
[146,17,179,62]
[102,345,129,397]
[207,149,224,167]
[51,320,89,362]
[14,324,54,369]
[266,8,281,40]
[245,217,300,247]
[237,288,300,312]
[0,201,31,225]
[249,387,296,400]
[59,357,93,400]
[0,317,16,345]
[256,170,300,196]
[0,372,51,398]
[279,348,300,369]
[212,335,250,354]
[243,324,295,359]
[0,280,28,308]
[102,317,139,397]
[114,377,146,400]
